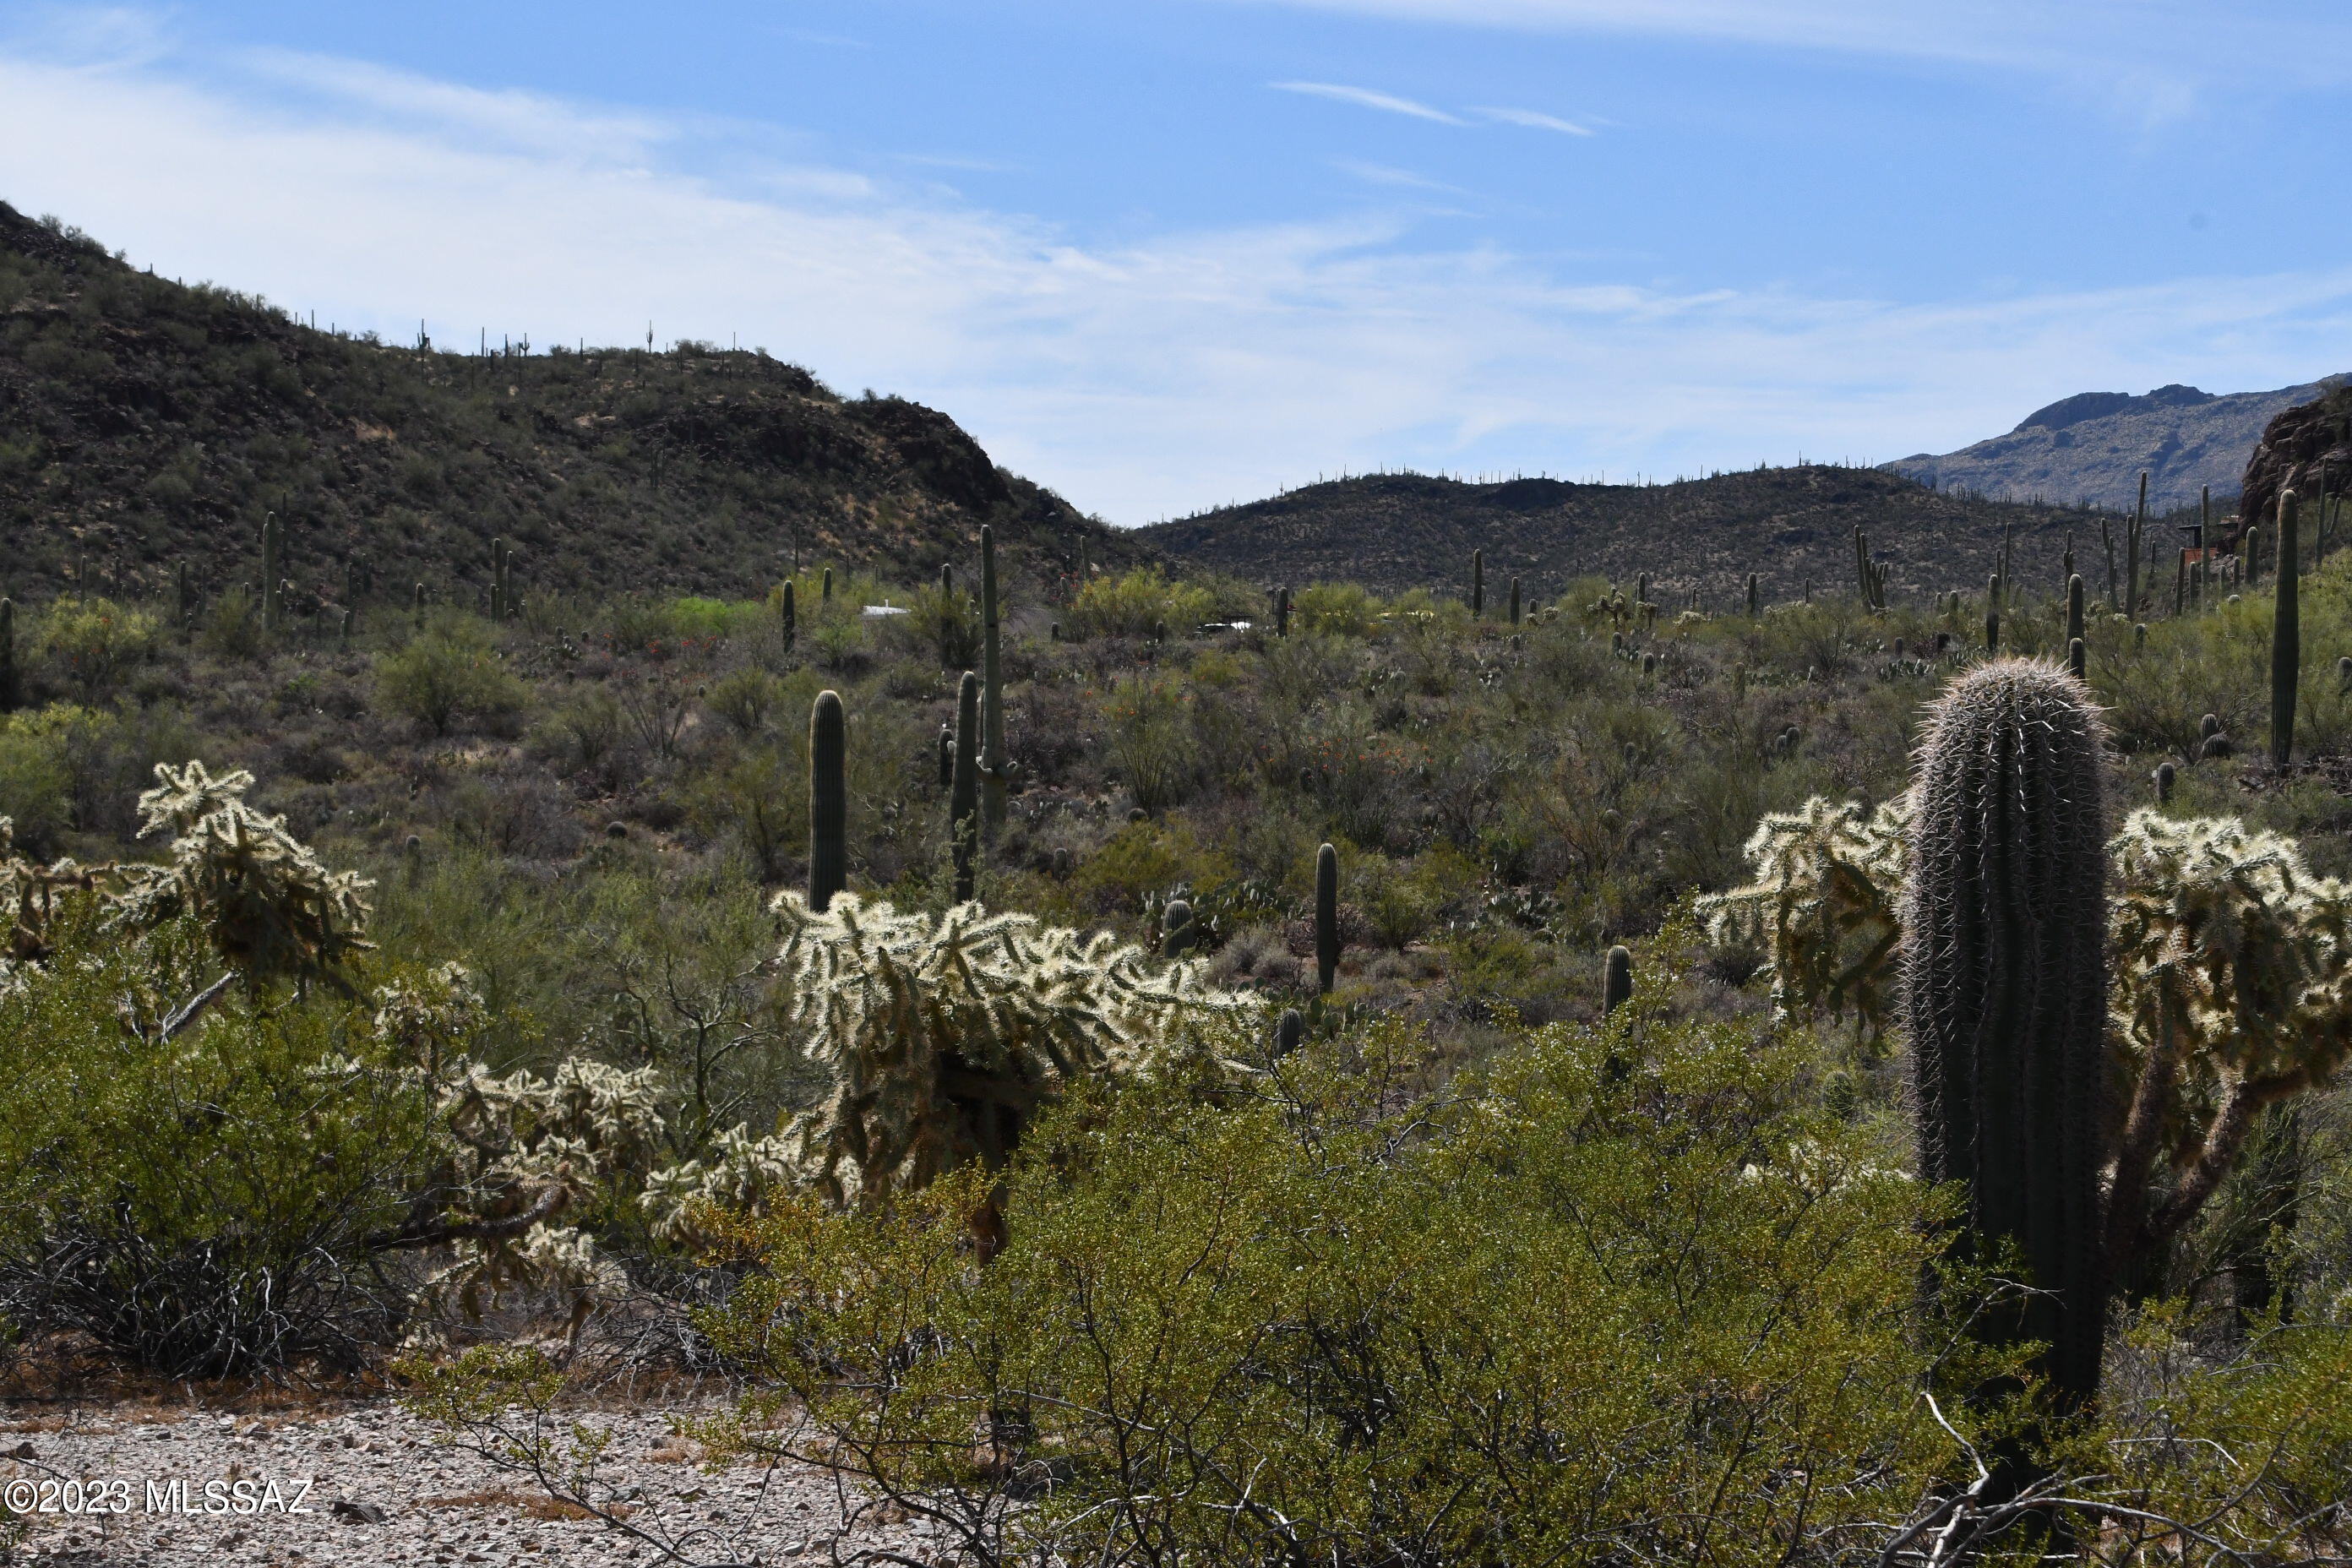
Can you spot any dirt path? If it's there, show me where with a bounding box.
[2,1396,935,1566]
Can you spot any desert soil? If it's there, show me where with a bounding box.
[1,1394,936,1566]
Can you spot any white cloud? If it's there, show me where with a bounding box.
[1269,80,1467,123]
[1473,105,1593,134]
[0,45,2348,524]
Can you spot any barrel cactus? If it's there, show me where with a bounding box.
[1602,945,1633,1015]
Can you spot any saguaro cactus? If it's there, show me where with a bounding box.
[1276,1008,1305,1056]
[2154,761,2176,804]
[2068,637,2086,679]
[980,525,1011,839]
[808,690,847,912]
[1161,898,1195,958]
[1276,585,1291,638]
[1508,575,1521,626]
[1471,549,1485,618]
[412,582,426,630]
[1903,659,2110,1414]
[781,580,797,650]
[1602,945,1633,1016]
[2272,491,2300,770]
[1315,842,1339,994]
[821,566,834,602]
[1983,574,2001,653]
[0,597,15,712]
[260,513,282,635]
[1746,572,1760,618]
[950,672,980,903]
[2066,573,2085,649]
[938,722,955,788]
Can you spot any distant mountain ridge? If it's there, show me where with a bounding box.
[1140,465,2095,603]
[1887,377,2343,513]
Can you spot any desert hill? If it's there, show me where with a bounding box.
[1139,464,2107,604]
[1886,377,2339,513]
[0,201,1145,610]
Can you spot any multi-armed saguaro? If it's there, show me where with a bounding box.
[1902,659,2110,1418]
[808,690,847,912]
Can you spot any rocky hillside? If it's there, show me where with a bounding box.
[1138,464,2100,604]
[0,202,1146,610]
[1887,378,2341,513]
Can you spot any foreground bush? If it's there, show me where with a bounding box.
[694,1000,2018,1565]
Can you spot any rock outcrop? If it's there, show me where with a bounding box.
[2239,384,2352,545]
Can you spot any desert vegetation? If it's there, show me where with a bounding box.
[6,483,2352,1563]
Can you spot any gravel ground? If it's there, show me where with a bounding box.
[0,1395,937,1566]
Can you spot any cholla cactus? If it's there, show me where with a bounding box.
[111,761,374,990]
[408,1053,665,1336]
[768,890,1251,1206]
[1706,790,2352,1282]
[1698,794,1910,1039]
[641,1124,798,1245]
[2104,810,2352,1268]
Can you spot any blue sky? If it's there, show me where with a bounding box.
[3,2,2349,522]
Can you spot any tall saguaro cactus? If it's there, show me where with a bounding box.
[950,671,981,904]
[808,690,847,912]
[1746,572,1760,618]
[1315,842,1340,995]
[1984,574,2001,653]
[1508,575,1521,626]
[1903,659,2110,1414]
[2272,490,2301,770]
[781,580,797,650]
[260,513,282,635]
[2066,573,2085,649]
[979,525,1011,839]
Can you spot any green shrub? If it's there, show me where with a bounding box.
[1067,566,1213,640]
[698,1002,2012,1565]
[376,617,528,736]
[35,594,157,698]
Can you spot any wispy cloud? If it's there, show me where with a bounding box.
[1270,79,1467,124]
[0,41,2347,521]
[1332,158,1473,194]
[1473,105,1593,134]
[1233,0,2352,100]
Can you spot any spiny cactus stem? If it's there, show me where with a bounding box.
[980,525,1009,840]
[1602,945,1633,1015]
[950,672,981,904]
[2272,491,2301,770]
[809,690,847,912]
[1315,842,1339,995]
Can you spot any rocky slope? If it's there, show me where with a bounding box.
[1887,378,2343,513]
[0,202,1146,610]
[1139,464,2098,603]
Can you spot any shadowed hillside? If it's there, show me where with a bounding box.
[1139,463,2107,604]
[0,202,1147,610]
